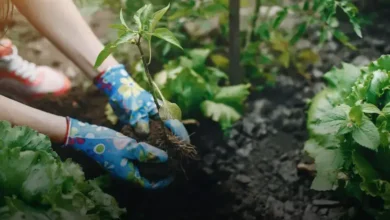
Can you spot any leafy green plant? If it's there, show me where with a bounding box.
[95,3,184,125]
[0,121,125,219]
[132,47,251,131]
[305,55,390,219]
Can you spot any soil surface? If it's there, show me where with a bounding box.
[8,3,390,220]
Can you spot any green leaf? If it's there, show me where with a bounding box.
[116,32,136,45]
[349,105,363,125]
[201,100,242,130]
[303,0,310,10]
[312,105,349,135]
[0,121,126,219]
[213,84,251,112]
[361,103,382,115]
[323,62,361,93]
[366,70,389,104]
[152,28,183,50]
[352,117,380,151]
[94,43,116,68]
[352,150,380,196]
[273,8,288,28]
[149,3,170,32]
[188,48,211,72]
[304,139,322,158]
[339,2,362,38]
[369,55,390,72]
[311,148,344,191]
[307,88,342,133]
[382,102,390,116]
[120,9,129,29]
[333,30,356,50]
[290,22,307,45]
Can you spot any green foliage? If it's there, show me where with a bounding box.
[305,55,390,218]
[0,121,125,219]
[97,0,363,133]
[94,3,181,68]
[133,48,251,131]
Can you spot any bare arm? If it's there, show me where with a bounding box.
[11,0,119,78]
[0,95,67,143]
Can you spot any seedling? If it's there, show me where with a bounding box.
[95,4,197,179]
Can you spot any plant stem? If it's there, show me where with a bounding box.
[245,0,261,49]
[135,35,167,137]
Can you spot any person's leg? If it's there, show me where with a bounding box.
[0,38,71,101]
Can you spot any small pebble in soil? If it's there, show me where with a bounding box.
[278,160,299,183]
[284,201,295,213]
[236,174,252,184]
[312,199,340,207]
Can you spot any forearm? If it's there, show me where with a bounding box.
[11,0,119,78]
[0,95,67,143]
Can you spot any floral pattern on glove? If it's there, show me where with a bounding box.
[95,64,158,132]
[65,117,173,189]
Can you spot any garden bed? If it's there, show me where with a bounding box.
[17,3,390,220]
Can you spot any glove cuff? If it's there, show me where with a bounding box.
[94,64,131,97]
[62,116,72,147]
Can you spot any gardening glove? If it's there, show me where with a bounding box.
[64,117,173,189]
[94,64,158,136]
[164,119,191,144]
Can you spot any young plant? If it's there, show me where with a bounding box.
[95,4,197,178]
[95,4,183,128]
[0,121,125,219]
[305,55,390,218]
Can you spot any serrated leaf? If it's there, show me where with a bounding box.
[323,62,361,92]
[352,117,380,150]
[312,105,349,134]
[152,28,183,50]
[369,55,390,72]
[201,100,241,130]
[149,3,170,32]
[361,103,382,114]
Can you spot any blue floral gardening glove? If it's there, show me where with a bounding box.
[94,64,159,136]
[64,117,173,189]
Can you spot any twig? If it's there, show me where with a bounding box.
[135,35,168,138]
[245,0,261,49]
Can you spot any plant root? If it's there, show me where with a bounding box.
[121,120,198,182]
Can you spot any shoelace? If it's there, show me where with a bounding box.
[0,45,37,82]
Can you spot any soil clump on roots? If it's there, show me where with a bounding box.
[120,121,198,181]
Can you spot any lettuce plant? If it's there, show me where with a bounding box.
[305,55,390,219]
[0,121,125,219]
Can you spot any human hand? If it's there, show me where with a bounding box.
[64,117,173,189]
[94,64,157,136]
